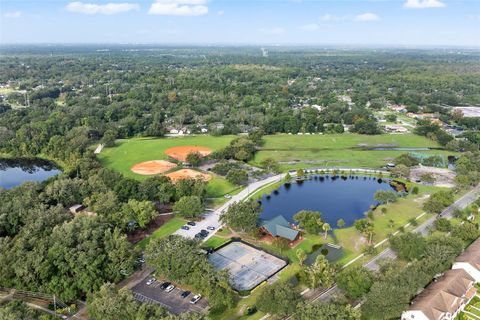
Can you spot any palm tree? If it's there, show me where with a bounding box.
[322,223,331,240]
[337,218,345,228]
[296,249,307,266]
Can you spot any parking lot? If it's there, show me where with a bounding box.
[132,277,208,315]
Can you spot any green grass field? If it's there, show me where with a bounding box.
[136,217,186,249]
[98,135,234,179]
[202,235,231,249]
[253,133,452,169]
[98,135,238,198]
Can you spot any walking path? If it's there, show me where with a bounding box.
[174,167,390,241]
[310,184,480,303]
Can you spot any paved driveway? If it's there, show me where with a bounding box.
[132,277,208,315]
[174,174,285,241]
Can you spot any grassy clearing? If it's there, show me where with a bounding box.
[136,217,186,249]
[98,135,236,197]
[206,177,241,198]
[253,133,452,169]
[202,235,231,249]
[99,135,234,179]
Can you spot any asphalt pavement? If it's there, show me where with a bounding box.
[174,174,286,241]
[313,185,480,302]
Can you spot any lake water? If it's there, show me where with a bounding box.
[259,175,396,227]
[0,158,61,189]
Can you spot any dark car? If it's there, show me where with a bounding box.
[187,221,196,226]
[200,229,208,235]
[160,282,171,290]
[194,233,203,239]
[180,290,191,299]
[181,226,190,230]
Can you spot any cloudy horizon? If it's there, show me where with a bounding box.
[1,0,479,46]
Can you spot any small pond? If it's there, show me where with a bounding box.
[0,158,61,189]
[305,243,344,266]
[259,175,397,228]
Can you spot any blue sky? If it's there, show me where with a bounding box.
[1,0,479,46]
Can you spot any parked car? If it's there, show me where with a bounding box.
[224,194,232,199]
[181,226,190,230]
[194,233,203,239]
[160,282,171,290]
[180,290,191,299]
[146,278,155,286]
[190,294,202,304]
[187,221,196,226]
[165,284,175,293]
[207,226,215,231]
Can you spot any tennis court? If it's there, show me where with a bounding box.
[208,241,287,291]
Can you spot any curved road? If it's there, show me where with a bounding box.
[174,173,286,241]
[174,167,389,241]
[312,184,480,303]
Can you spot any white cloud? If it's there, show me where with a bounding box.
[320,14,349,22]
[354,12,379,22]
[148,0,208,16]
[66,2,139,14]
[404,0,446,9]
[217,10,224,16]
[259,27,285,35]
[298,23,320,31]
[4,11,22,18]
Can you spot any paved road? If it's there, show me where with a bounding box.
[312,185,480,302]
[174,173,285,241]
[174,167,389,241]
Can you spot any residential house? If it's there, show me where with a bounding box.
[452,238,480,282]
[69,204,97,217]
[401,269,476,320]
[384,124,409,134]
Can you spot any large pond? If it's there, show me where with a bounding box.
[259,175,397,227]
[0,158,61,189]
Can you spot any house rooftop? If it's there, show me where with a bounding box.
[456,237,480,270]
[261,215,299,241]
[408,269,475,320]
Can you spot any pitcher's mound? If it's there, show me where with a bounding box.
[166,169,212,182]
[165,146,212,162]
[131,160,177,175]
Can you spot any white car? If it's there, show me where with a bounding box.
[224,194,232,199]
[146,278,155,286]
[190,294,202,304]
[165,284,175,293]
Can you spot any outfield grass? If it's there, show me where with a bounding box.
[98,135,237,197]
[253,133,452,169]
[98,135,234,179]
[136,217,186,249]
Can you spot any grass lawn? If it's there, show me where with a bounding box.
[98,135,236,197]
[207,177,242,198]
[253,133,453,170]
[99,135,234,179]
[136,217,186,249]
[334,183,446,261]
[202,235,230,249]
